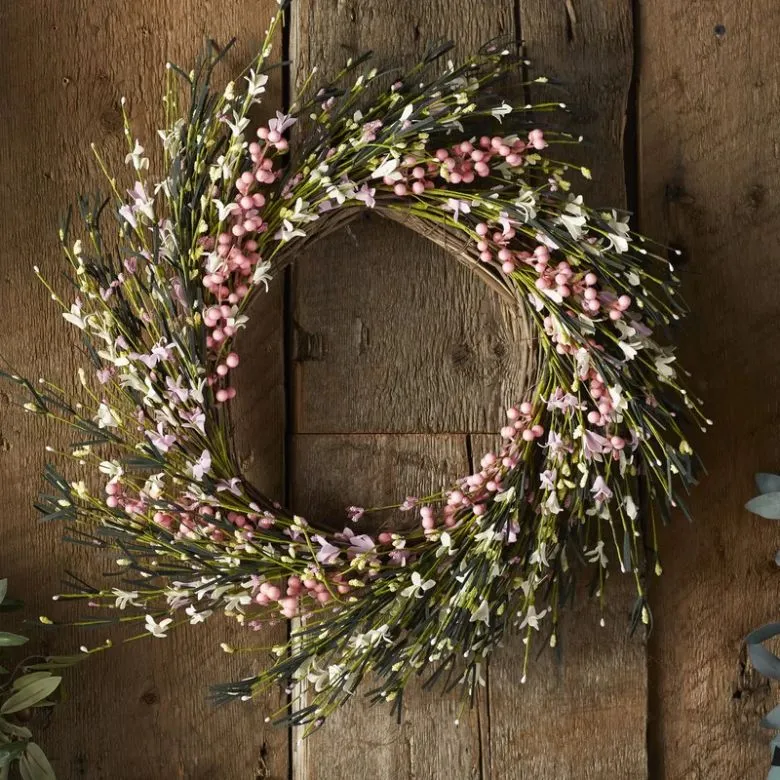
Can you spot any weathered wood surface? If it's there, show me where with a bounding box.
[289,1,644,779]
[0,3,287,779]
[0,0,774,777]
[639,3,780,777]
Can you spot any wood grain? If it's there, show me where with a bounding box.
[480,5,646,778]
[290,435,486,780]
[472,435,646,780]
[288,1,528,777]
[0,3,286,778]
[639,3,780,777]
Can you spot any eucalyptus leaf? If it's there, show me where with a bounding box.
[745,492,780,520]
[0,740,28,766]
[762,702,780,729]
[0,581,7,607]
[0,633,28,648]
[756,473,780,495]
[0,677,61,715]
[20,743,55,780]
[0,718,31,739]
[12,673,52,691]
[747,623,780,681]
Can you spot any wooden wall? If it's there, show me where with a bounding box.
[0,1,777,777]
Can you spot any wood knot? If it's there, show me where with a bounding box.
[294,327,324,362]
[140,688,159,706]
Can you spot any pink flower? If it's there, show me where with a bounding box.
[591,476,613,504]
[189,449,212,481]
[355,184,376,209]
[583,430,611,461]
[346,505,365,523]
[146,423,176,453]
[314,535,340,564]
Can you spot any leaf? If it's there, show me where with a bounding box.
[0,581,7,606]
[0,739,28,766]
[756,473,780,495]
[745,492,780,519]
[0,633,28,648]
[762,702,780,729]
[0,717,31,739]
[0,677,61,714]
[19,743,55,780]
[12,673,52,691]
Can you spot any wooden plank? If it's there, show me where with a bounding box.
[471,6,645,779]
[0,3,286,778]
[290,0,529,437]
[638,4,780,776]
[472,436,646,779]
[288,1,531,778]
[291,435,485,780]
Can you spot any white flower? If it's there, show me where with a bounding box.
[400,571,435,599]
[469,599,490,625]
[70,480,88,499]
[514,188,538,221]
[246,69,269,98]
[95,402,120,429]
[519,605,549,630]
[371,155,400,180]
[559,196,587,239]
[250,260,273,290]
[226,113,250,138]
[585,540,609,568]
[145,614,173,638]
[189,449,212,481]
[224,592,252,613]
[186,605,213,624]
[125,140,149,171]
[112,589,140,609]
[213,199,238,222]
[606,211,631,253]
[62,302,86,330]
[655,353,676,380]
[491,102,512,121]
[529,542,550,568]
[99,460,123,479]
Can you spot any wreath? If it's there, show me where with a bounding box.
[8,5,707,729]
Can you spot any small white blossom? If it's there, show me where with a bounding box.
[400,571,435,599]
[145,614,173,638]
[112,589,140,609]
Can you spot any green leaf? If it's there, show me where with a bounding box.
[0,677,61,715]
[0,581,7,607]
[0,717,31,740]
[12,673,52,691]
[745,492,780,519]
[0,739,28,766]
[19,743,55,780]
[0,633,28,648]
[756,473,780,494]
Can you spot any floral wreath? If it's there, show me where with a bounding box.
[8,5,707,729]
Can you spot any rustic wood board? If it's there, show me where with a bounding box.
[481,3,647,778]
[289,1,645,779]
[639,3,780,777]
[0,3,287,778]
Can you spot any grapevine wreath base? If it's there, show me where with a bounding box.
[8,4,706,729]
